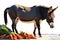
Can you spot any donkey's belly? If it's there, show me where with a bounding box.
[19,13,35,21]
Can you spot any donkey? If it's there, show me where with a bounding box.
[4,5,58,37]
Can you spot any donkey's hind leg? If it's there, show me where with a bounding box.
[33,22,37,36]
[12,18,18,33]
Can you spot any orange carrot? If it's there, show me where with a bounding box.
[0,34,6,39]
[16,34,23,39]
[12,34,17,40]
[0,36,1,38]
[31,34,36,39]
[28,34,32,39]
[5,35,9,39]
[9,34,13,40]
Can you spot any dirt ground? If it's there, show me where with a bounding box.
[36,34,60,40]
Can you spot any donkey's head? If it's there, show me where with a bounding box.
[46,6,58,28]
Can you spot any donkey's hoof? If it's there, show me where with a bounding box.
[33,34,36,37]
[33,32,36,36]
[34,34,36,37]
[39,35,42,37]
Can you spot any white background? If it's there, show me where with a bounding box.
[0,0,60,34]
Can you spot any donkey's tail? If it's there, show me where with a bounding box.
[4,8,10,25]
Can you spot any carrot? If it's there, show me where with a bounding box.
[0,36,1,38]
[12,34,17,40]
[28,34,32,39]
[25,34,28,39]
[31,34,36,39]
[26,34,36,39]
[26,36,29,39]
[0,34,6,39]
[9,34,13,40]
[5,35,9,39]
[16,34,23,39]
[25,34,31,39]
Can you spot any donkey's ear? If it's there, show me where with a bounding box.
[49,6,58,14]
[49,6,52,9]
[48,6,52,10]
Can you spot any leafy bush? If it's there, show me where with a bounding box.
[0,25,12,35]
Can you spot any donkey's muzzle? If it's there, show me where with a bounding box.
[50,22,54,28]
[50,25,54,28]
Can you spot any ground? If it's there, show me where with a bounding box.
[36,34,60,40]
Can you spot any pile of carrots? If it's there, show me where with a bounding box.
[0,32,36,40]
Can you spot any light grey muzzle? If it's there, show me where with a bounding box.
[50,22,54,28]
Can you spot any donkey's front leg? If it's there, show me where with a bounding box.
[14,17,19,33]
[36,20,41,37]
[14,22,18,33]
